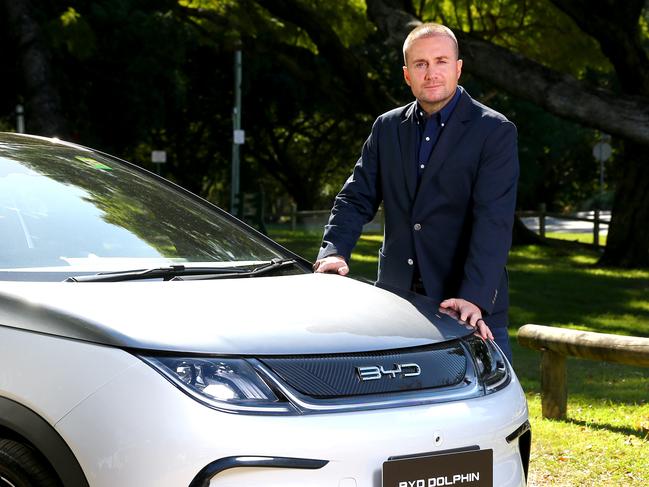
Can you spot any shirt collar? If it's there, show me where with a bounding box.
[415,86,461,125]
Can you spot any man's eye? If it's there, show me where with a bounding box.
[415,62,427,70]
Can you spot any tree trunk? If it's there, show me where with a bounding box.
[2,0,67,137]
[512,216,546,246]
[549,0,649,267]
[599,141,649,267]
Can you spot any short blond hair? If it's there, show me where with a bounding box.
[403,23,459,64]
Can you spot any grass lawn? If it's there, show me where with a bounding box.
[545,231,607,246]
[269,228,649,486]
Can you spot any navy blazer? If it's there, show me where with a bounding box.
[318,87,519,326]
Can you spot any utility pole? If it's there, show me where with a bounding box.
[592,132,611,204]
[231,48,244,216]
[16,105,25,133]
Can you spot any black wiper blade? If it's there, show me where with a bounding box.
[64,264,249,283]
[172,258,298,281]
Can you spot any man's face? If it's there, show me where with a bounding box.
[403,35,462,115]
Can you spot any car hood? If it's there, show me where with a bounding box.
[0,274,474,355]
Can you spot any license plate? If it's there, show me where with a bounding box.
[382,448,493,487]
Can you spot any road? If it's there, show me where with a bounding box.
[521,211,610,235]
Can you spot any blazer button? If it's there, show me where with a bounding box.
[407,258,414,265]
[414,223,422,231]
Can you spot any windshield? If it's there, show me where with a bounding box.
[0,135,287,281]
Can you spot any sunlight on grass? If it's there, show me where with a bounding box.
[546,232,608,246]
[349,253,378,263]
[585,267,649,279]
[629,300,649,312]
[527,395,648,486]
[359,234,383,242]
[567,253,598,265]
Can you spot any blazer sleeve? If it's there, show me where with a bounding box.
[458,120,519,314]
[318,118,383,262]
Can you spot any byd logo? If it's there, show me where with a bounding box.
[356,363,421,381]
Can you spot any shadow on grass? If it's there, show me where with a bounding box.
[548,416,648,441]
[514,340,649,407]
[509,247,649,338]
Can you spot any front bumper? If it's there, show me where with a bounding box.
[55,350,529,487]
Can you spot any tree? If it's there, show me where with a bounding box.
[4,0,648,266]
[176,0,383,209]
[1,0,67,137]
[363,0,649,266]
[547,0,649,266]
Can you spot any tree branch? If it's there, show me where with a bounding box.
[549,0,649,94]
[366,0,649,145]
[254,0,394,114]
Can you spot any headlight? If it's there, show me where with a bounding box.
[141,356,294,414]
[465,336,510,394]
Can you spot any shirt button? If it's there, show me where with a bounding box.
[414,223,422,231]
[441,122,445,127]
[420,164,425,169]
[425,136,430,141]
[407,258,414,266]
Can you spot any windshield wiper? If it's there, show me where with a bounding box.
[172,258,299,281]
[64,259,298,282]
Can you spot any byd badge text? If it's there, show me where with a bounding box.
[356,363,421,381]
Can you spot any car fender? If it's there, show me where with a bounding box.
[0,396,89,486]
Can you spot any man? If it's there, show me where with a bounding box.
[313,23,519,361]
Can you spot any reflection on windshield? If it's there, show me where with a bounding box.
[0,138,282,276]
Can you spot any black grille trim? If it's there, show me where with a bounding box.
[260,342,467,398]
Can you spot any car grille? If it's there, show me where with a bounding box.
[260,342,466,398]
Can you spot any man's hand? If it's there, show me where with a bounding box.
[439,298,494,340]
[313,255,349,275]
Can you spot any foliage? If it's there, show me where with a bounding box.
[413,0,614,211]
[421,0,611,77]
[495,96,606,211]
[0,0,641,224]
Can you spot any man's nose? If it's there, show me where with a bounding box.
[424,66,440,79]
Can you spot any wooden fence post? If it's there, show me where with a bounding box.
[518,324,649,419]
[539,203,546,238]
[593,208,600,248]
[541,350,567,419]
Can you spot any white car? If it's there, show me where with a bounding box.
[0,133,529,487]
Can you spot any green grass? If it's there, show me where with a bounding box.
[269,228,649,486]
[545,231,608,246]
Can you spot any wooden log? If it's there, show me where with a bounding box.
[518,324,649,367]
[541,350,567,419]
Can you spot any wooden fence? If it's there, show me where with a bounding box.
[517,324,649,419]
[284,206,385,233]
[270,205,608,244]
[517,205,610,248]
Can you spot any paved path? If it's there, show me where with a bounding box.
[521,211,610,235]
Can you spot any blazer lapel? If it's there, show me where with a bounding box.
[398,102,418,200]
[417,89,474,194]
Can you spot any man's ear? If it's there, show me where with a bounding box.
[403,66,411,86]
[456,59,463,80]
